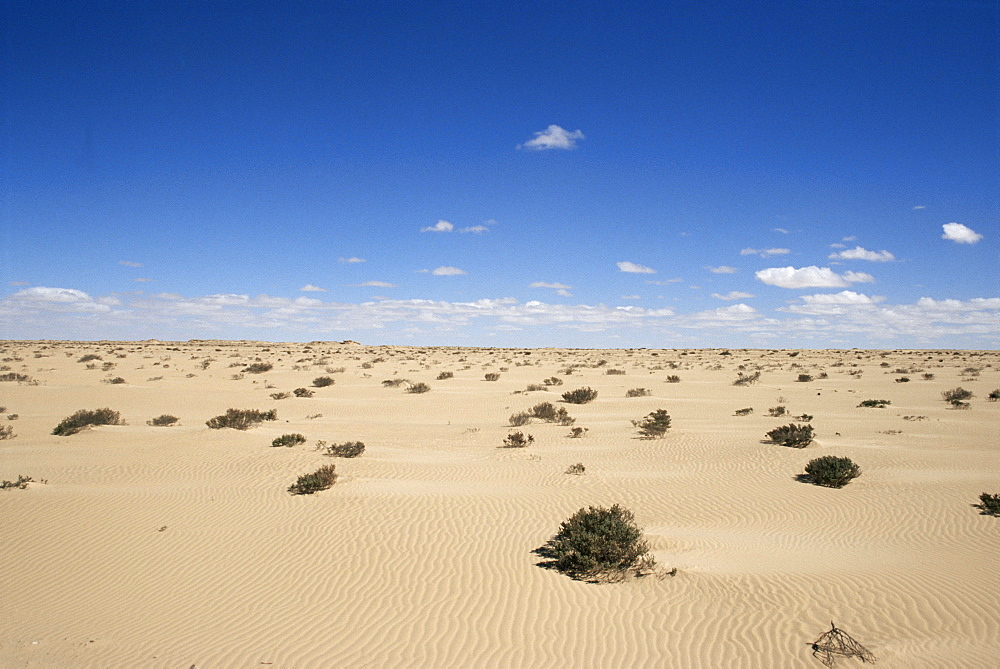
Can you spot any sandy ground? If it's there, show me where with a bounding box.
[1,341,998,668]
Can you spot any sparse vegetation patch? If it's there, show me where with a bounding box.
[766,423,814,448]
[53,408,124,436]
[537,504,655,581]
[632,409,671,438]
[288,464,338,495]
[562,387,598,404]
[206,408,277,430]
[803,455,861,488]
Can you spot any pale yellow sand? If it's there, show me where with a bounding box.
[1,342,998,668]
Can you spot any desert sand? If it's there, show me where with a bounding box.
[1,341,998,668]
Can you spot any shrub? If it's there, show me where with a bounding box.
[312,376,335,387]
[562,387,598,404]
[0,372,32,383]
[53,408,124,436]
[529,402,575,425]
[633,409,671,438]
[407,382,431,394]
[988,389,1000,402]
[568,427,589,438]
[858,399,890,408]
[605,369,626,375]
[665,375,681,383]
[797,374,813,382]
[734,407,753,416]
[0,425,15,440]
[538,504,654,580]
[77,354,102,362]
[1,475,34,490]
[244,362,273,374]
[793,414,813,422]
[768,405,788,417]
[105,376,127,384]
[766,423,814,448]
[543,376,563,386]
[895,376,910,383]
[565,463,586,475]
[922,373,935,380]
[205,408,277,430]
[500,431,534,448]
[977,492,1000,516]
[525,384,546,392]
[733,371,761,386]
[293,388,314,398]
[484,373,501,381]
[272,433,306,448]
[942,387,973,402]
[322,441,365,458]
[287,464,338,495]
[382,378,409,387]
[803,455,861,488]
[147,414,179,427]
[948,400,971,410]
[509,412,532,427]
[270,392,291,400]
[436,371,454,380]
[626,388,651,397]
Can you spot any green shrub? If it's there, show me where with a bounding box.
[538,504,654,580]
[568,427,589,438]
[53,408,124,436]
[77,354,102,362]
[293,388,314,398]
[0,424,15,440]
[525,383,547,391]
[205,408,277,430]
[562,387,598,404]
[858,399,890,408]
[244,362,273,373]
[484,373,501,381]
[565,463,586,475]
[105,376,127,384]
[988,389,1000,402]
[544,376,563,386]
[797,374,813,382]
[768,405,788,417]
[312,376,335,387]
[272,433,306,448]
[0,372,32,383]
[500,431,534,448]
[147,414,179,427]
[626,388,651,397]
[665,375,681,383]
[733,371,761,386]
[407,382,431,394]
[322,441,365,458]
[509,412,532,427]
[1,475,34,490]
[436,371,454,380]
[632,409,671,438]
[942,387,973,402]
[605,369,626,375]
[270,392,290,400]
[766,423,814,448]
[288,464,337,495]
[977,492,1000,516]
[734,407,753,416]
[803,455,861,488]
[528,402,575,425]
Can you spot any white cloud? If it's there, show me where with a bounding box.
[300,284,327,292]
[620,295,641,300]
[338,257,366,263]
[517,124,585,151]
[912,205,926,210]
[119,260,142,268]
[740,248,790,257]
[460,225,489,234]
[135,278,154,283]
[942,222,983,244]
[646,278,683,285]
[755,266,874,289]
[555,289,572,297]
[842,236,857,242]
[711,291,755,301]
[617,261,656,274]
[829,243,846,249]
[773,228,790,234]
[4,286,112,314]
[800,291,883,305]
[421,220,454,233]
[430,266,466,276]
[706,265,738,274]
[530,282,572,290]
[354,281,397,288]
[828,246,895,262]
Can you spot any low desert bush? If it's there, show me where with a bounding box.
[0,425,15,440]
[104,376,127,384]
[436,371,454,380]
[312,376,335,387]
[733,371,761,386]
[858,399,891,408]
[407,382,431,394]
[803,455,861,488]
[942,387,973,403]
[922,372,935,380]
[734,407,753,416]
[244,362,273,374]
[147,414,179,427]
[322,441,366,458]
[272,433,306,448]
[633,409,671,438]
[525,384,547,392]
[793,413,814,422]
[543,376,563,386]
[53,408,124,436]
[0,372,32,383]
[382,378,409,387]
[766,423,814,448]
[484,373,501,381]
[205,408,277,430]
[565,462,586,475]
[287,464,338,495]
[270,392,291,400]
[665,375,681,383]
[1,475,34,490]
[976,492,1000,516]
[797,374,813,382]
[538,504,654,580]
[988,389,1000,402]
[605,369,626,375]
[509,412,532,427]
[568,427,589,438]
[626,388,651,397]
[501,431,534,448]
[562,387,598,404]
[77,354,102,362]
[528,402,575,425]
[293,388,314,398]
[768,405,788,417]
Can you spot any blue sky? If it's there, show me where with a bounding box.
[2,0,997,348]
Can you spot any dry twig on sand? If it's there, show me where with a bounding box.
[809,622,876,667]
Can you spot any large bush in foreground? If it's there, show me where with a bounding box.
[539,504,654,580]
[288,464,338,495]
[803,455,861,488]
[562,387,598,404]
[53,408,124,436]
[766,423,814,448]
[632,409,671,438]
[206,408,277,430]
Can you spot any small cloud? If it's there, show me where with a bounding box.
[517,124,585,151]
[530,282,572,290]
[842,236,857,242]
[711,291,755,300]
[617,261,656,274]
[460,225,489,234]
[755,266,873,289]
[430,266,466,276]
[800,290,884,305]
[421,220,454,233]
[829,246,895,262]
[772,227,790,234]
[829,243,846,249]
[646,278,683,285]
[300,284,327,292]
[135,277,154,283]
[941,222,983,244]
[555,289,572,297]
[338,257,366,263]
[740,248,790,257]
[706,265,738,274]
[119,260,142,268]
[912,205,926,210]
[620,295,641,300]
[354,281,397,288]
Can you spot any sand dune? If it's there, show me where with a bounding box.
[1,341,998,667]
